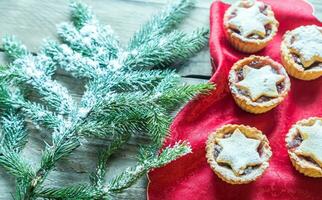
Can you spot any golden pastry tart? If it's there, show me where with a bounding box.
[229,55,291,114]
[206,124,272,184]
[281,25,322,80]
[286,117,322,177]
[223,0,279,53]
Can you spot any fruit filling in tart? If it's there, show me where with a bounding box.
[286,118,322,177]
[226,0,277,40]
[206,125,272,184]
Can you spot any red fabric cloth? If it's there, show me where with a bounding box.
[147,0,322,199]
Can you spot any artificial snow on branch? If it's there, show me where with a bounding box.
[0,0,213,199]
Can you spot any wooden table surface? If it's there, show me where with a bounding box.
[0,0,321,199]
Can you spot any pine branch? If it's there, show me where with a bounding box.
[108,142,191,193]
[79,92,148,138]
[90,133,131,187]
[17,100,64,130]
[128,0,195,49]
[35,184,102,200]
[2,37,56,76]
[2,36,75,115]
[0,1,211,199]
[70,1,95,30]
[125,28,209,70]
[145,108,172,147]
[156,83,214,111]
[2,35,29,60]
[57,22,120,63]
[3,55,74,115]
[0,84,16,112]
[80,69,179,109]
[68,1,120,62]
[32,128,81,189]
[0,151,34,181]
[1,112,28,152]
[0,84,63,130]
[42,40,102,78]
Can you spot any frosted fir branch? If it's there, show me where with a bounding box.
[3,36,56,76]
[17,100,64,130]
[0,84,16,112]
[80,82,211,140]
[90,133,131,187]
[2,35,29,60]
[112,70,180,93]
[108,142,191,193]
[0,1,210,199]
[42,40,102,78]
[0,112,35,200]
[82,82,212,142]
[57,22,120,63]
[78,114,145,139]
[41,129,80,174]
[0,151,35,180]
[125,28,209,70]
[2,37,74,115]
[156,83,214,111]
[79,92,148,138]
[146,108,172,147]
[68,1,121,62]
[2,57,73,114]
[5,55,74,115]
[128,0,195,49]
[24,129,81,197]
[70,1,96,30]
[0,84,63,130]
[80,69,179,109]
[35,184,102,200]
[0,112,27,152]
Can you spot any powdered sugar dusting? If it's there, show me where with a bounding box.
[227,0,273,37]
[289,25,322,68]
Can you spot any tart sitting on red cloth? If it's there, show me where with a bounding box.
[206,124,272,184]
[281,25,322,80]
[228,55,291,114]
[286,117,322,177]
[223,0,279,53]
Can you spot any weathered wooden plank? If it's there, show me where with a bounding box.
[0,0,212,77]
[0,0,211,51]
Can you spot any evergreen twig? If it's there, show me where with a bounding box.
[0,0,213,199]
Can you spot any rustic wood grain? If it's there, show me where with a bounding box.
[0,0,321,199]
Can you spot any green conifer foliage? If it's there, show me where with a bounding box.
[0,1,213,199]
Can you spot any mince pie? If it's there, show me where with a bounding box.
[223,0,279,53]
[206,124,272,184]
[286,117,322,177]
[229,56,290,114]
[281,25,322,80]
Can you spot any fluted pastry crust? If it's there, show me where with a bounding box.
[228,55,291,114]
[206,124,272,184]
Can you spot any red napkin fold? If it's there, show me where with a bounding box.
[147,0,322,199]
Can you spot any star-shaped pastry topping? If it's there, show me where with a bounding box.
[216,129,262,175]
[295,120,322,167]
[228,1,272,37]
[235,65,285,101]
[289,26,322,68]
